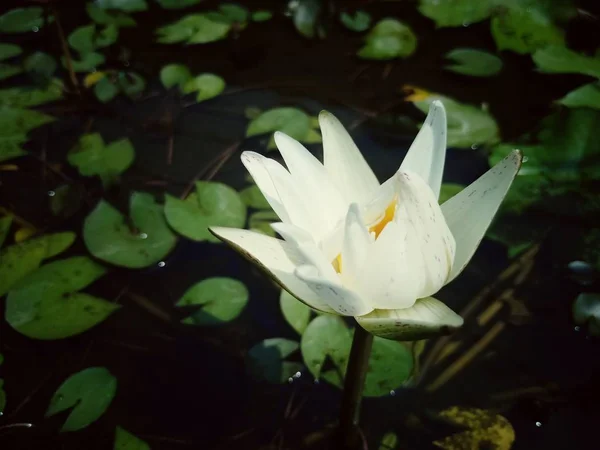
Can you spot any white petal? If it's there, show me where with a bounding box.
[355,297,464,341]
[274,132,346,228]
[209,227,334,313]
[358,221,422,310]
[340,204,373,288]
[319,111,379,205]
[400,100,447,199]
[442,150,522,283]
[394,171,456,298]
[362,175,396,226]
[295,265,373,316]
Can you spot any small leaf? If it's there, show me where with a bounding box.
[240,185,270,209]
[114,427,150,450]
[46,367,117,432]
[533,45,600,78]
[247,338,303,383]
[558,83,600,110]
[0,7,45,34]
[156,0,202,9]
[293,0,323,39]
[181,73,226,102]
[6,256,119,339]
[0,64,22,81]
[84,193,177,268]
[246,107,311,142]
[358,18,417,60]
[0,107,54,137]
[117,72,145,98]
[340,10,371,32]
[176,277,249,326]
[418,0,494,28]
[218,3,249,23]
[94,77,120,103]
[24,51,58,83]
[156,14,231,45]
[164,181,246,243]
[87,3,136,27]
[280,290,311,335]
[251,11,273,22]
[0,215,12,248]
[96,0,148,12]
[160,64,192,89]
[0,43,22,61]
[378,432,399,450]
[0,136,27,163]
[0,82,63,108]
[97,24,119,48]
[68,24,97,53]
[67,51,106,72]
[444,48,502,77]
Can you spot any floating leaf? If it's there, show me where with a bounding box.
[0,43,22,60]
[0,136,27,162]
[247,107,311,142]
[558,83,600,110]
[181,73,226,102]
[177,277,249,326]
[0,107,54,137]
[358,18,417,60]
[156,0,202,9]
[418,0,494,28]
[0,232,75,297]
[240,185,270,209]
[247,338,303,383]
[378,432,398,450]
[68,24,97,53]
[301,316,413,396]
[94,77,119,103]
[114,427,150,450]
[0,7,45,33]
[217,3,249,23]
[96,0,148,12]
[0,215,12,247]
[67,51,106,72]
[117,71,146,98]
[532,45,600,78]
[251,10,273,22]
[433,407,515,450]
[340,10,371,32]
[46,367,117,432]
[156,14,231,45]
[50,184,85,218]
[68,133,135,185]
[6,256,119,339]
[87,3,136,27]
[573,293,600,336]
[491,3,564,54]
[248,210,278,236]
[444,48,502,77]
[164,181,246,242]
[84,193,177,268]
[24,51,58,83]
[293,0,323,39]
[438,183,465,204]
[280,290,311,335]
[0,64,22,81]
[0,81,63,108]
[160,64,192,89]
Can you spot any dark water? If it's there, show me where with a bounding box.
[1,1,600,449]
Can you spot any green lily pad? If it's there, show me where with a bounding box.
[301,315,414,396]
[0,232,75,297]
[357,18,417,60]
[280,290,312,335]
[0,64,22,81]
[94,77,120,103]
[160,64,192,89]
[164,181,246,243]
[217,3,249,23]
[66,51,106,72]
[67,133,135,185]
[247,338,304,383]
[247,107,311,142]
[0,215,12,247]
[176,277,249,326]
[444,48,503,77]
[240,185,270,209]
[413,94,500,148]
[50,184,85,218]
[340,10,371,32]
[439,183,466,204]
[156,14,231,45]
[418,0,494,27]
[156,0,202,9]
[292,0,323,39]
[378,432,399,450]
[5,256,119,339]
[117,72,146,98]
[558,83,600,110]
[0,136,27,162]
[181,73,226,102]
[24,52,58,83]
[0,43,22,60]
[0,7,45,33]
[114,427,150,450]
[46,367,117,432]
[251,10,273,22]
[68,24,97,53]
[0,81,63,108]
[0,107,54,138]
[84,192,177,268]
[96,0,148,12]
[533,45,600,78]
[87,3,137,27]
[248,210,278,237]
[491,3,564,54]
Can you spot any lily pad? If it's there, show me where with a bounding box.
[292,0,323,39]
[0,7,46,33]
[164,181,246,243]
[114,427,150,450]
[66,51,106,72]
[240,185,270,209]
[0,215,12,247]
[84,192,177,268]
[117,71,146,98]
[5,256,119,339]
[0,232,75,297]
[280,290,311,335]
[0,43,22,60]
[248,210,278,237]
[24,52,58,83]
[572,293,600,336]
[181,73,226,102]
[0,107,54,138]
[0,64,22,81]
[160,64,192,89]
[340,10,371,32]
[96,0,148,12]
[46,367,117,432]
[301,315,413,396]
[251,11,273,22]
[176,277,249,326]
[94,77,120,103]
[533,45,600,78]
[69,24,97,53]
[246,107,311,142]
[67,133,135,185]
[357,18,417,60]
[156,0,202,9]
[216,3,249,23]
[558,83,600,110]
[0,82,63,108]
[247,338,304,383]
[444,48,502,77]
[418,0,494,28]
[87,3,136,27]
[156,14,231,45]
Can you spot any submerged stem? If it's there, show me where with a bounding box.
[337,323,373,449]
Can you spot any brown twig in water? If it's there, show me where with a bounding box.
[126,291,172,323]
[52,6,79,95]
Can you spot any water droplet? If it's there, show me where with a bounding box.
[462,21,470,27]
[471,144,478,150]
[32,26,39,32]
[124,61,130,67]
[535,421,542,427]
[47,190,56,197]
[314,378,320,385]
[294,371,301,378]
[390,390,396,396]
[522,156,529,163]
[157,261,166,268]
[288,377,294,384]
[139,233,148,239]
[574,326,581,332]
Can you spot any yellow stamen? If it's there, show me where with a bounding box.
[402,84,432,102]
[332,254,342,273]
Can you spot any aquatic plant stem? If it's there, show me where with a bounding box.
[338,324,373,449]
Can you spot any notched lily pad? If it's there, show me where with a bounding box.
[181,73,226,102]
[0,7,47,34]
[280,289,312,335]
[247,338,303,384]
[358,18,417,60]
[246,107,321,147]
[444,48,502,77]
[84,192,177,268]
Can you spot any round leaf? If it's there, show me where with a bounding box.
[418,0,494,28]
[251,11,272,22]
[176,277,249,326]
[444,48,502,77]
[358,19,416,60]
[155,14,231,45]
[239,185,270,209]
[246,107,311,142]
[114,427,150,450]
[117,72,146,98]
[218,3,249,23]
[24,51,57,82]
[280,290,311,335]
[181,73,226,102]
[46,367,117,432]
[558,83,600,110]
[68,24,97,53]
[86,4,137,27]
[96,0,148,12]
[84,192,177,268]
[94,77,119,103]
[0,82,63,108]
[0,7,45,33]
[0,43,22,61]
[164,181,246,242]
[5,256,119,339]
[160,64,192,89]
[67,51,106,72]
[340,10,371,32]
[156,0,202,9]
[247,338,303,383]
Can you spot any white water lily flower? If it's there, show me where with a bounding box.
[211,101,522,340]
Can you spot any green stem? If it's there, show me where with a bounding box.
[337,323,373,449]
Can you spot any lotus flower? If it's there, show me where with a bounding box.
[211,101,521,340]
